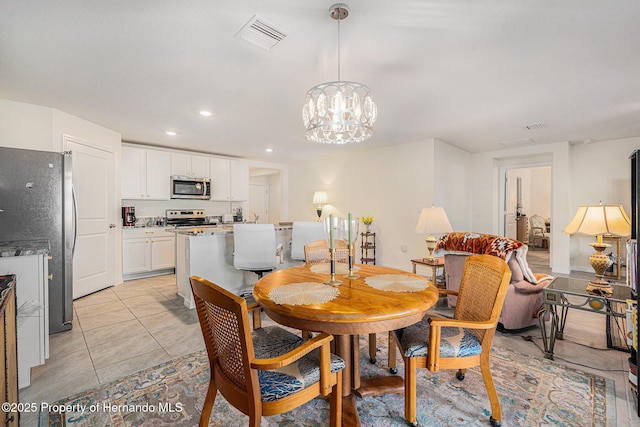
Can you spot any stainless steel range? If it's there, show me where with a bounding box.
[166,209,211,228]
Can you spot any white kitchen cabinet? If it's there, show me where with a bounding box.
[210,157,230,200]
[122,237,150,274]
[150,236,175,270]
[210,158,249,201]
[121,146,171,200]
[121,146,145,199]
[230,160,249,200]
[0,254,48,389]
[145,150,171,199]
[170,153,210,178]
[122,228,175,279]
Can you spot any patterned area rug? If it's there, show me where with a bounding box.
[42,334,615,427]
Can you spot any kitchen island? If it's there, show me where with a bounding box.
[174,225,298,309]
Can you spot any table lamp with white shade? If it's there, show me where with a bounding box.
[313,191,328,221]
[415,205,453,260]
[563,203,631,295]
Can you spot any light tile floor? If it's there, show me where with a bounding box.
[19,274,205,426]
[19,261,639,426]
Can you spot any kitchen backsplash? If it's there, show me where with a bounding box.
[121,199,245,218]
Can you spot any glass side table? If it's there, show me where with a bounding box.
[538,276,632,359]
[410,257,445,288]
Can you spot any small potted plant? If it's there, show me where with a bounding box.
[362,215,374,233]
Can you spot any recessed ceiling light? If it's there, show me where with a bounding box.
[165,131,177,136]
[199,110,212,117]
[265,148,274,152]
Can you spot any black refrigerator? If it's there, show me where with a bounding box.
[0,146,74,333]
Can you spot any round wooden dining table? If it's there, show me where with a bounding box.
[254,263,439,427]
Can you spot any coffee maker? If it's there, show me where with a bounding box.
[122,206,136,227]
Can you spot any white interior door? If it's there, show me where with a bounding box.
[249,184,268,223]
[66,137,116,299]
[505,175,518,239]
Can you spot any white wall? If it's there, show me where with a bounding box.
[0,100,121,153]
[529,167,551,218]
[0,100,54,150]
[470,142,571,273]
[289,136,638,276]
[52,110,120,152]
[288,139,471,270]
[567,138,638,272]
[434,140,472,231]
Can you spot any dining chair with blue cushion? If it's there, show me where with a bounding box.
[190,275,345,427]
[389,254,512,427]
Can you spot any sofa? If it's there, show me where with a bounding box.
[434,232,554,330]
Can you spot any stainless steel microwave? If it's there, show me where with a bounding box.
[170,176,211,200]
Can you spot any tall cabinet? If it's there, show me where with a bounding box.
[630,150,640,416]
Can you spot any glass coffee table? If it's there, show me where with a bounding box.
[539,276,632,359]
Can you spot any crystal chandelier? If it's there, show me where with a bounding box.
[302,3,377,144]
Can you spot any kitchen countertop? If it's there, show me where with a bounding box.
[0,240,50,257]
[172,224,293,236]
[0,275,14,308]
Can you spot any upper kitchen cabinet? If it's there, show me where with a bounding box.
[210,158,249,201]
[121,146,171,200]
[170,153,210,178]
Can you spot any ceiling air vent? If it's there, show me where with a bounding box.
[523,122,549,131]
[236,15,287,50]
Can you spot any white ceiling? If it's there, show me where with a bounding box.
[2,1,639,163]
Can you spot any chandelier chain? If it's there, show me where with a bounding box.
[337,11,341,82]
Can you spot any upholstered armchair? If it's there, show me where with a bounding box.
[434,232,553,330]
[529,214,550,249]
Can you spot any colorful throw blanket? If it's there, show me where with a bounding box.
[434,232,539,283]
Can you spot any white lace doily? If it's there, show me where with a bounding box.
[269,282,340,306]
[310,263,360,275]
[364,274,429,292]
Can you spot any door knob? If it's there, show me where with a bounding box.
[109,224,116,228]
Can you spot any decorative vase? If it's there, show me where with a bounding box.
[366,224,372,233]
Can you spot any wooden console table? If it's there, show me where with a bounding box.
[0,275,18,426]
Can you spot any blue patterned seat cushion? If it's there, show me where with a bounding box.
[397,317,482,358]
[252,326,345,402]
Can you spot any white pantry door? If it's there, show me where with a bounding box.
[249,184,269,223]
[66,137,116,298]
